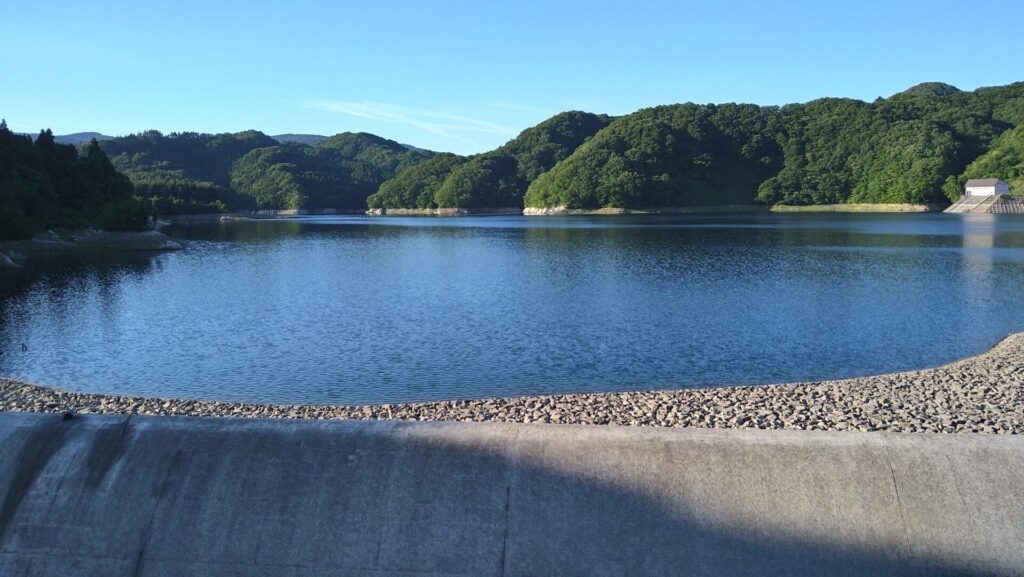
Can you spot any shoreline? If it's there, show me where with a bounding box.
[770,202,948,213]
[0,229,182,270]
[522,204,768,215]
[3,332,1022,433]
[366,207,522,216]
[156,203,955,221]
[160,209,367,224]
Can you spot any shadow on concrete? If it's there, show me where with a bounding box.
[0,413,1020,576]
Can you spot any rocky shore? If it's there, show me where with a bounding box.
[3,334,1023,433]
[365,207,522,216]
[770,203,947,213]
[522,205,766,215]
[0,229,182,270]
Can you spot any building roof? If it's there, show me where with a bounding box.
[965,178,1007,187]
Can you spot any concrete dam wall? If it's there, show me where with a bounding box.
[1,412,1022,576]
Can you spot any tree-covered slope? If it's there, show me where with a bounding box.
[102,129,278,187]
[313,132,432,176]
[1,122,147,239]
[228,133,435,210]
[767,82,1024,205]
[229,143,391,210]
[365,153,466,209]
[272,134,326,145]
[948,124,1024,194]
[100,130,435,213]
[754,97,969,205]
[49,80,1024,216]
[99,130,278,213]
[527,82,1024,209]
[526,104,782,209]
[370,111,611,209]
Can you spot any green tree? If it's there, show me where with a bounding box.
[0,126,147,237]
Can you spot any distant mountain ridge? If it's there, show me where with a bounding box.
[54,132,114,145]
[20,131,422,152]
[98,129,436,213]
[16,131,115,145]
[358,81,1024,211]
[10,80,1024,216]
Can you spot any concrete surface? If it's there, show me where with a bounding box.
[0,412,1022,576]
[944,194,1024,213]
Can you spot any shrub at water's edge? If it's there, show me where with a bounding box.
[0,122,148,240]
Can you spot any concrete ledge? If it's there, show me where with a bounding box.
[1,413,1022,576]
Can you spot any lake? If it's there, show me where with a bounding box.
[2,213,1024,405]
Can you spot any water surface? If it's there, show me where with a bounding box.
[2,213,1023,405]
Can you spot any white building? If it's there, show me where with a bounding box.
[965,178,1010,197]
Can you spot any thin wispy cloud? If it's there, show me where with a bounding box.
[304,100,518,147]
[486,101,554,115]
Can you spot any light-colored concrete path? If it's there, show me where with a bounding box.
[1,412,1022,576]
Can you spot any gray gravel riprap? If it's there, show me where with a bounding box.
[3,334,1023,433]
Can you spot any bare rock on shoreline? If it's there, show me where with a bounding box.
[0,251,21,270]
[366,207,522,216]
[69,229,183,251]
[1,229,182,272]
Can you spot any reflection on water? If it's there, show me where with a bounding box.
[3,213,1024,405]
[959,214,998,334]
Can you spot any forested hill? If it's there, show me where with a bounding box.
[952,124,1024,194]
[11,80,1023,218]
[368,111,612,209]
[229,133,434,210]
[525,82,1024,209]
[100,130,435,213]
[99,130,276,213]
[1,123,147,239]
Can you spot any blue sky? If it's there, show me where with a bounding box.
[2,0,1022,154]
